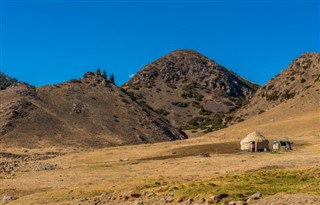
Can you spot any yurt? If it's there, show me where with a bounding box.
[240,130,269,152]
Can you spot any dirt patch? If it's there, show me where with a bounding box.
[250,193,320,205]
[140,141,240,160]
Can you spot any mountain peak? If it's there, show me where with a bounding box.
[124,50,259,129]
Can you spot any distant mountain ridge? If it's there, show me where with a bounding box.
[1,50,318,149]
[123,49,260,132]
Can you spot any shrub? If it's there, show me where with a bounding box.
[266,91,280,101]
[282,91,296,100]
[199,106,212,115]
[171,101,189,108]
[185,115,226,131]
[181,91,203,101]
[267,85,274,90]
[69,79,82,83]
[300,78,306,83]
[166,83,177,89]
[290,71,297,76]
[155,109,170,116]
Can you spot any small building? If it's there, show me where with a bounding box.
[272,140,292,151]
[240,131,269,152]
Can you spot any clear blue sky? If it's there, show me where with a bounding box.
[1,0,319,86]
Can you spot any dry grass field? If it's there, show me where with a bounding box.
[1,95,319,205]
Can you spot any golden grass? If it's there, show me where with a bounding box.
[135,167,320,202]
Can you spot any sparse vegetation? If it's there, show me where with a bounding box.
[0,72,17,89]
[199,106,212,115]
[185,115,226,131]
[69,79,82,83]
[266,91,280,101]
[167,168,320,199]
[171,101,190,108]
[181,90,204,101]
[155,109,170,116]
[282,90,296,100]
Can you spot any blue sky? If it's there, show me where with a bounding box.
[0,0,319,86]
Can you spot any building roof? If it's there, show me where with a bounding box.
[240,131,268,145]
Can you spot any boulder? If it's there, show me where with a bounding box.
[252,192,262,199]
[2,195,12,204]
[207,195,220,204]
[207,193,229,204]
[165,194,174,203]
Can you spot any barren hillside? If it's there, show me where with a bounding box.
[233,52,320,123]
[123,50,259,131]
[0,72,187,148]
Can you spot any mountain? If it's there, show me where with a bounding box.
[0,72,187,148]
[0,72,17,90]
[123,49,259,132]
[233,52,320,123]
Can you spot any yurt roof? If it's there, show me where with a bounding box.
[240,131,268,144]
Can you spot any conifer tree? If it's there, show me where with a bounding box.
[102,70,107,80]
[95,68,101,75]
[109,74,115,84]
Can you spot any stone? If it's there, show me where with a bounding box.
[252,192,262,199]
[130,192,142,198]
[207,195,220,204]
[208,194,229,204]
[2,195,12,203]
[228,201,236,205]
[177,197,185,203]
[145,192,156,198]
[246,196,258,203]
[185,198,194,204]
[197,197,206,203]
[165,194,174,203]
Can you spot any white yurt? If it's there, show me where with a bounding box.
[240,130,269,152]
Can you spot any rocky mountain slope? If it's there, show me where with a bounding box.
[0,72,187,148]
[0,72,17,90]
[123,50,259,132]
[233,52,320,122]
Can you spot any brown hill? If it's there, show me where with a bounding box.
[233,52,320,123]
[123,49,259,131]
[0,72,187,148]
